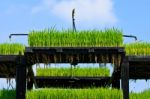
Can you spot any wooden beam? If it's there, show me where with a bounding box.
[121,57,129,99]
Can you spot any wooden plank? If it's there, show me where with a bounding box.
[121,57,129,99]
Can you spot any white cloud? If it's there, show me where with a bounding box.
[32,0,118,27]
[32,0,56,14]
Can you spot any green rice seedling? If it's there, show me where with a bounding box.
[130,90,150,99]
[0,43,25,55]
[28,28,123,47]
[0,90,16,99]
[125,42,150,56]
[36,67,110,77]
[26,88,123,99]
[1,89,150,99]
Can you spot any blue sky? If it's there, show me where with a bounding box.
[0,0,150,92]
[0,0,150,43]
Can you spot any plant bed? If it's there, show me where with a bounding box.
[1,89,150,99]
[0,43,25,55]
[36,67,110,77]
[28,28,123,47]
[26,88,122,99]
[25,47,124,66]
[130,90,150,99]
[0,88,122,99]
[125,42,150,56]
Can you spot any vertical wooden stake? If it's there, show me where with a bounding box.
[121,57,129,99]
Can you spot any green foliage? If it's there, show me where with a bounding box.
[125,42,150,56]
[36,67,110,77]
[26,88,123,99]
[28,28,123,47]
[0,43,25,55]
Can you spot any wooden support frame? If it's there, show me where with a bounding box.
[121,56,129,99]
[0,47,126,99]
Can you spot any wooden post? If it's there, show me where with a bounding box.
[112,64,120,89]
[16,57,26,99]
[27,66,34,90]
[121,56,129,99]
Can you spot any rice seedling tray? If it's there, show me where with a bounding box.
[28,28,123,47]
[0,43,25,55]
[36,67,110,77]
[128,56,150,79]
[2,88,150,99]
[25,47,124,54]
[125,42,150,56]
[0,88,123,99]
[34,76,111,88]
[25,47,125,65]
[0,55,20,78]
